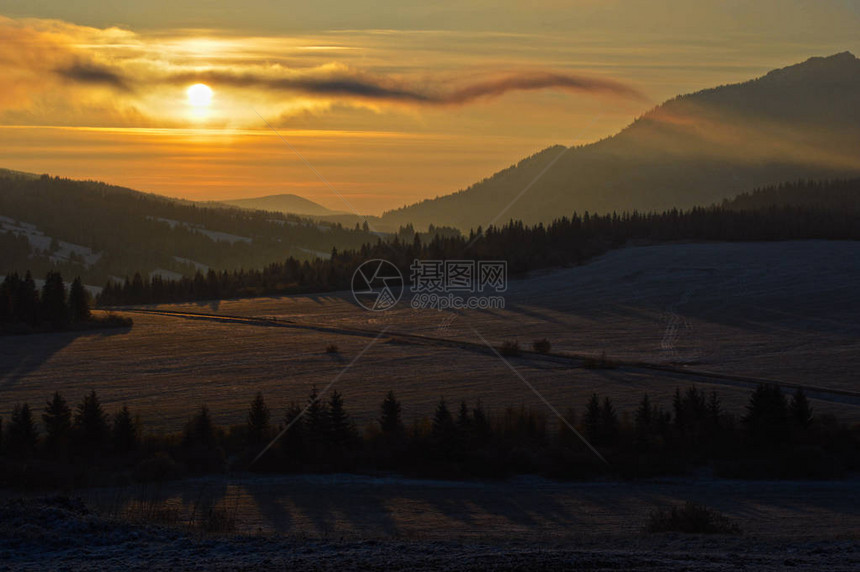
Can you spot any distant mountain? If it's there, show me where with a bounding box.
[0,173,378,286]
[382,52,860,230]
[220,194,338,216]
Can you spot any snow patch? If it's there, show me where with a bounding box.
[0,216,101,266]
[173,256,210,272]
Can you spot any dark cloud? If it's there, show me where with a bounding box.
[56,61,645,104]
[169,70,435,102]
[169,69,646,104]
[56,62,133,92]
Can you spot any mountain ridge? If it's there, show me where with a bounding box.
[381,52,860,230]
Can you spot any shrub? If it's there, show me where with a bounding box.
[500,340,520,357]
[645,501,741,534]
[582,351,617,369]
[325,344,339,354]
[532,338,552,353]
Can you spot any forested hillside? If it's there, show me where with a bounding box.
[0,172,379,286]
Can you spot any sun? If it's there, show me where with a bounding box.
[187,83,213,107]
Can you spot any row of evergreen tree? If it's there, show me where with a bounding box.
[0,271,91,329]
[96,202,860,306]
[2,384,856,487]
[1,391,137,461]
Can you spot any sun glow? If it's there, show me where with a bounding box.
[187,83,213,107]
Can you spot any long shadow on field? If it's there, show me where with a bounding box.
[0,327,130,391]
[245,479,400,537]
[238,477,608,538]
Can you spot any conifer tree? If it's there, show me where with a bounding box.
[246,392,271,446]
[73,390,110,452]
[327,390,357,449]
[112,405,139,454]
[68,277,91,322]
[7,403,38,458]
[41,271,68,327]
[789,387,813,429]
[431,397,457,448]
[43,392,72,456]
[584,393,602,444]
[379,390,404,436]
[601,397,619,445]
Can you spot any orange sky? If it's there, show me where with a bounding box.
[0,3,858,214]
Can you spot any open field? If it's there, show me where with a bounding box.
[1,240,860,430]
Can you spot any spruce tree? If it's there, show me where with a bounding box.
[457,401,471,429]
[41,271,68,328]
[7,403,38,458]
[379,390,404,436]
[183,405,217,448]
[471,399,491,445]
[789,387,813,429]
[43,392,72,456]
[742,384,789,446]
[601,397,619,446]
[634,394,654,446]
[68,277,91,322]
[0,274,16,322]
[431,397,456,448]
[17,272,39,325]
[304,386,329,458]
[281,401,307,459]
[328,390,357,449]
[247,392,271,446]
[584,393,602,444]
[73,390,110,453]
[181,405,225,473]
[112,405,139,454]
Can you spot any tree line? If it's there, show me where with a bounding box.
[1,383,856,488]
[96,196,860,306]
[0,271,94,332]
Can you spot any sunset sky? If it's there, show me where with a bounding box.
[1,1,858,215]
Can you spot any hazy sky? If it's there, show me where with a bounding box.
[1,1,858,214]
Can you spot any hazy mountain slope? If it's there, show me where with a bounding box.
[0,174,377,285]
[383,52,860,230]
[220,194,336,216]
